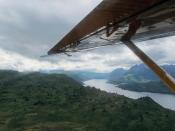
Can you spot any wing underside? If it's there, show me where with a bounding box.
[48,0,175,55]
[47,0,175,92]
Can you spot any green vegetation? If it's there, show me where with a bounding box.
[113,81,171,94]
[44,70,109,82]
[0,70,175,131]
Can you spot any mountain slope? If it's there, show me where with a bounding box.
[0,70,175,131]
[108,68,126,81]
[109,64,175,94]
[42,70,109,82]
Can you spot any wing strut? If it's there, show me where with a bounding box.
[121,20,175,93]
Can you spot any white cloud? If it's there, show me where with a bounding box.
[137,36,175,65]
[0,35,175,73]
[0,0,102,25]
[0,48,114,72]
[0,0,102,58]
[0,46,136,72]
[0,0,174,73]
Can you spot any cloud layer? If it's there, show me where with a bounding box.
[0,0,175,72]
[0,0,102,57]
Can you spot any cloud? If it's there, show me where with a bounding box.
[0,39,137,72]
[0,0,174,73]
[137,36,175,65]
[0,35,175,73]
[0,0,102,58]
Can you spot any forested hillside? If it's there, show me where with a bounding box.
[0,70,175,131]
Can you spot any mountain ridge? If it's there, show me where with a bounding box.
[108,64,175,94]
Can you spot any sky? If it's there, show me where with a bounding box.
[0,0,175,73]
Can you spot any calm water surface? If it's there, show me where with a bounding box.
[84,79,175,111]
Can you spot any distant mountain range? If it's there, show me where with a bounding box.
[41,64,175,94]
[108,64,175,94]
[41,69,109,82]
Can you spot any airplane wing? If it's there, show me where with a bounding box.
[47,0,175,92]
[48,0,175,55]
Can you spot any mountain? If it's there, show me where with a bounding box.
[0,70,20,81]
[108,68,127,81]
[109,64,175,94]
[68,71,109,81]
[42,69,109,82]
[1,70,175,131]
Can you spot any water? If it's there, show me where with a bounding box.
[84,79,175,111]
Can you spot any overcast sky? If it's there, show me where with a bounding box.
[0,0,175,73]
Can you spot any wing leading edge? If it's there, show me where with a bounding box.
[48,0,175,55]
[47,0,175,92]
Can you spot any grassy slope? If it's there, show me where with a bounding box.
[0,71,175,131]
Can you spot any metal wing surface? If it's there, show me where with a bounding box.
[48,0,175,55]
